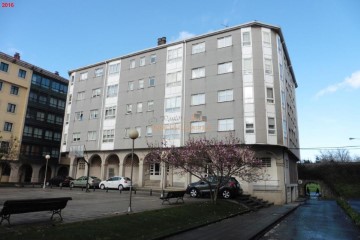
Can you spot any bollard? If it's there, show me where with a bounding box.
[82,186,84,191]
[150,189,152,196]
[106,187,108,193]
[119,189,122,194]
[60,185,62,190]
[50,184,52,189]
[134,189,136,195]
[93,186,95,192]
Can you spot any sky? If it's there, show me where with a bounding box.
[1,0,360,161]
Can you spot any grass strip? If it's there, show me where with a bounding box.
[336,197,360,226]
[1,200,248,240]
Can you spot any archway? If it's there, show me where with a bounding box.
[0,162,11,182]
[18,164,33,183]
[39,164,52,183]
[57,166,69,176]
[106,154,120,179]
[124,153,139,184]
[89,155,102,178]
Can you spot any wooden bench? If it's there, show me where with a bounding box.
[160,191,186,205]
[0,197,72,225]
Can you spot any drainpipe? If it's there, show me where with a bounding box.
[283,147,287,204]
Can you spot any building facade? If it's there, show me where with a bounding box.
[62,21,300,204]
[0,52,68,184]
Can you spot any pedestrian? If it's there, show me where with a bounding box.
[316,188,320,197]
[306,187,310,196]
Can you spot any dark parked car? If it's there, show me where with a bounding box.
[186,176,243,199]
[47,176,74,187]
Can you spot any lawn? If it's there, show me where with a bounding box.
[0,200,248,240]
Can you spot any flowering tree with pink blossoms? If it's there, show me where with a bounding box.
[146,135,263,203]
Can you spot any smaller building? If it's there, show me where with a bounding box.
[0,52,69,184]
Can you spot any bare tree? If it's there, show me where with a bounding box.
[146,135,263,204]
[316,149,352,163]
[0,134,20,181]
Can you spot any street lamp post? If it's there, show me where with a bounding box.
[128,129,139,213]
[43,155,51,189]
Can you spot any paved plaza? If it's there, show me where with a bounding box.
[0,186,202,226]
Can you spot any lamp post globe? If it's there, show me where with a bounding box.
[43,155,51,189]
[128,129,138,213]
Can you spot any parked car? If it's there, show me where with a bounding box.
[186,176,243,199]
[99,176,132,190]
[70,176,101,188]
[47,176,74,187]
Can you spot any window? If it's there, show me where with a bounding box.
[218,62,233,74]
[191,121,206,133]
[124,128,130,138]
[108,63,120,75]
[92,88,101,97]
[260,158,271,167]
[147,100,154,111]
[128,81,134,91]
[146,125,153,137]
[90,109,99,119]
[136,127,141,137]
[36,112,45,121]
[33,128,42,138]
[32,74,42,85]
[266,87,274,103]
[94,68,103,77]
[106,84,118,97]
[268,117,276,134]
[103,129,115,142]
[10,86,19,95]
[130,59,136,69]
[245,117,255,133]
[41,78,50,89]
[140,57,146,66]
[168,48,182,63]
[165,97,181,113]
[137,102,143,113]
[73,132,81,142]
[191,93,205,106]
[263,31,271,47]
[0,62,9,72]
[138,79,144,89]
[105,106,116,119]
[51,82,60,92]
[75,111,84,121]
[18,69,26,78]
[166,71,182,87]
[49,97,57,107]
[164,124,181,140]
[242,32,251,46]
[45,130,53,140]
[77,91,85,100]
[218,89,233,102]
[126,104,132,114]
[218,119,234,131]
[53,132,61,141]
[150,163,160,175]
[243,58,252,74]
[55,116,63,125]
[7,103,16,113]
[217,36,232,48]
[80,72,88,81]
[23,126,32,137]
[88,131,97,141]
[192,42,205,54]
[58,100,65,110]
[192,67,205,79]
[59,84,67,94]
[244,87,254,103]
[39,95,47,104]
[264,58,273,75]
[150,54,156,64]
[149,77,155,87]
[51,149,60,158]
[47,114,55,124]
[29,92,37,102]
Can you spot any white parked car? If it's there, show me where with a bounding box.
[99,176,132,190]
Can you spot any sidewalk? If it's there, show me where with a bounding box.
[165,202,301,240]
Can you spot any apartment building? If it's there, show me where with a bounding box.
[62,21,299,204]
[0,52,68,183]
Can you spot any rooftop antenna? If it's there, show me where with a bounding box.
[221,23,229,28]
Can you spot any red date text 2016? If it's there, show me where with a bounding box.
[2,2,15,7]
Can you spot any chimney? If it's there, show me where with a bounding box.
[157,37,166,46]
[14,52,20,60]
[55,71,59,76]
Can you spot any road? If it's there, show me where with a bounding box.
[260,199,360,240]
